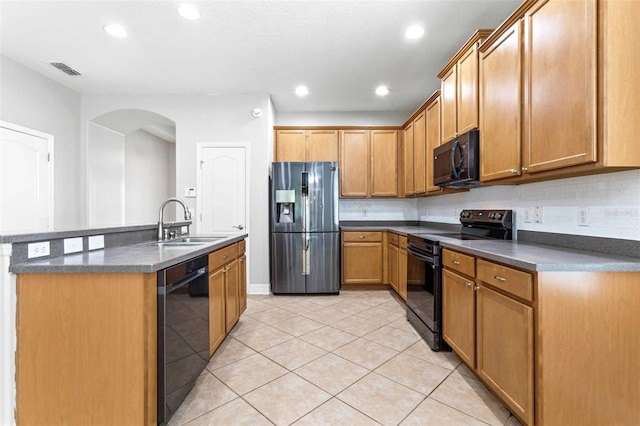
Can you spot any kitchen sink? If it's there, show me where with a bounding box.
[144,236,226,247]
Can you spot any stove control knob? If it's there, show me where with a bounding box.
[495,213,502,220]
[488,212,494,219]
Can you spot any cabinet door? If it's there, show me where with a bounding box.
[403,124,414,196]
[209,268,226,355]
[480,21,522,182]
[442,269,475,367]
[523,0,597,173]
[342,242,383,284]
[457,43,480,135]
[441,67,457,143]
[339,130,369,197]
[426,95,442,192]
[413,111,427,195]
[477,285,534,426]
[276,130,306,162]
[308,130,338,162]
[224,260,239,333]
[388,243,399,292]
[398,248,408,301]
[371,130,398,197]
[238,254,247,315]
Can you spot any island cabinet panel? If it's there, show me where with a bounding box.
[224,259,240,333]
[480,20,523,182]
[535,271,640,426]
[239,254,247,315]
[16,273,157,426]
[523,0,597,173]
[209,267,226,355]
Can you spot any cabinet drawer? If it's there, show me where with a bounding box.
[477,259,533,302]
[399,235,408,250]
[388,232,399,246]
[343,231,383,242]
[443,249,475,277]
[209,243,237,271]
[238,239,246,255]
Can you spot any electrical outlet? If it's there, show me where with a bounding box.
[28,241,50,259]
[534,206,544,223]
[64,237,83,254]
[88,235,105,250]
[363,209,368,217]
[578,207,589,226]
[523,207,532,223]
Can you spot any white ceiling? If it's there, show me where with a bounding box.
[0,0,520,113]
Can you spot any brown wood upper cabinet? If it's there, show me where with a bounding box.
[439,30,493,145]
[340,129,398,198]
[275,129,338,162]
[480,0,640,183]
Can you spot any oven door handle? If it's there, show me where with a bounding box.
[407,246,436,265]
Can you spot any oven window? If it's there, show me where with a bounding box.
[407,251,438,331]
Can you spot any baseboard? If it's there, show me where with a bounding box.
[248,283,270,295]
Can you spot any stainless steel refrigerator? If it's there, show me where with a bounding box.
[270,162,340,294]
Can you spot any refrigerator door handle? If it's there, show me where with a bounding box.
[302,233,310,275]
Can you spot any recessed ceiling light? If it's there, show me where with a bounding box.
[295,85,309,96]
[376,86,390,96]
[103,24,127,38]
[405,25,424,40]
[177,4,201,20]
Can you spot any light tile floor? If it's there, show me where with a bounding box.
[169,290,523,426]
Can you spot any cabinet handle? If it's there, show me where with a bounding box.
[358,236,365,239]
[521,167,528,173]
[494,275,507,282]
[465,282,472,288]
[452,260,460,265]
[222,255,228,259]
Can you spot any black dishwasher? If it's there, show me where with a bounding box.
[157,254,209,425]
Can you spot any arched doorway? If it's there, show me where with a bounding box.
[87,109,176,226]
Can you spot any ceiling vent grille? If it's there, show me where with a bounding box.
[49,62,82,76]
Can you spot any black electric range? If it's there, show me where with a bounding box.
[405,209,513,351]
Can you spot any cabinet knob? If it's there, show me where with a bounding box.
[223,255,228,259]
[452,260,460,265]
[358,236,365,239]
[510,169,517,174]
[465,282,472,288]
[521,167,528,173]
[474,285,480,291]
[494,275,507,282]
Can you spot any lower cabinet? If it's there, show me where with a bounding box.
[342,231,383,285]
[442,248,534,425]
[388,242,399,292]
[398,239,408,300]
[208,239,247,355]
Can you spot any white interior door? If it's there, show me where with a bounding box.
[0,123,53,233]
[198,145,247,235]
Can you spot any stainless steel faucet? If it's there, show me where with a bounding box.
[157,198,192,240]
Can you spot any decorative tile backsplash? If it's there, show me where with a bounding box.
[340,170,640,242]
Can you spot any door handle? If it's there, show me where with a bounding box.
[233,225,244,230]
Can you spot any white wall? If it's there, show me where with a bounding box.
[417,170,640,241]
[87,123,125,226]
[0,55,81,229]
[276,110,410,126]
[125,129,174,224]
[81,93,272,290]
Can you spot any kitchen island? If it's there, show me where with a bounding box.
[5,226,247,425]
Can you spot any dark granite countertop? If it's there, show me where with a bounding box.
[341,224,640,272]
[9,234,248,274]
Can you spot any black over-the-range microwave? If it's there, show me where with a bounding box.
[433,129,481,189]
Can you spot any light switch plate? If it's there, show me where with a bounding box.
[64,237,83,254]
[184,187,197,197]
[523,208,532,223]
